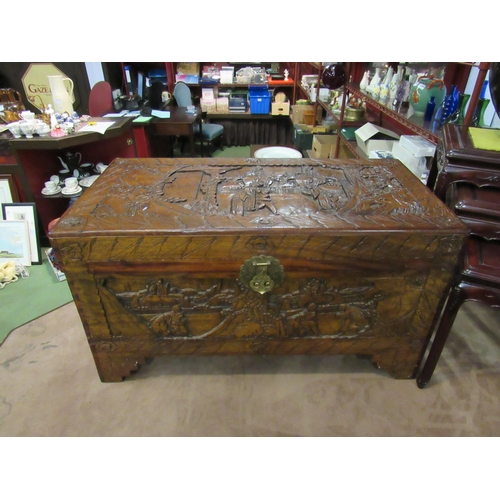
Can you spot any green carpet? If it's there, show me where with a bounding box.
[212,146,250,158]
[0,248,74,344]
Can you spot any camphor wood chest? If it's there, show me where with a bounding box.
[49,158,467,382]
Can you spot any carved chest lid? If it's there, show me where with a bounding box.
[50,157,466,237]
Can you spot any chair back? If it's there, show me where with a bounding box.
[88,81,113,116]
[173,82,193,107]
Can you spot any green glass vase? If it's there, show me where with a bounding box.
[472,98,491,128]
[447,93,470,125]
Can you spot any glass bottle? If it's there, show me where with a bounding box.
[424,96,436,122]
[447,93,469,125]
[472,98,491,127]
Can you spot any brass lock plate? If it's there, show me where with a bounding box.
[239,255,285,294]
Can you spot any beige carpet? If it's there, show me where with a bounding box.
[1,300,499,437]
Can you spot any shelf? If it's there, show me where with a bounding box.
[9,117,134,151]
[346,83,440,145]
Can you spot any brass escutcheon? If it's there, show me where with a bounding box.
[239,255,285,294]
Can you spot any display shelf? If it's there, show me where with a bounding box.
[346,83,440,145]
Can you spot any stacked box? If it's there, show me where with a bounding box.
[311,134,337,158]
[249,87,271,114]
[216,98,229,112]
[200,99,216,112]
[293,124,314,150]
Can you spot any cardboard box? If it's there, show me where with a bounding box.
[392,142,428,177]
[175,74,199,84]
[312,134,337,158]
[216,97,229,112]
[220,66,234,84]
[291,104,322,125]
[271,102,290,116]
[399,135,436,157]
[202,88,215,100]
[177,63,199,75]
[200,98,216,113]
[293,124,314,150]
[355,123,399,155]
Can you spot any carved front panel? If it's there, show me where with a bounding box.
[94,270,428,343]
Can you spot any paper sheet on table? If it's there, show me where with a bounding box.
[151,110,171,118]
[133,116,152,123]
[78,121,115,134]
[103,111,127,117]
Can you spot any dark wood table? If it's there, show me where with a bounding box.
[149,106,203,157]
[9,117,137,245]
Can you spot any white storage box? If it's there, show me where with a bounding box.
[399,135,437,157]
[355,123,399,155]
[220,66,234,84]
[392,142,428,177]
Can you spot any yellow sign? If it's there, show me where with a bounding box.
[21,63,74,112]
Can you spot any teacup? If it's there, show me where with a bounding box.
[20,122,34,138]
[95,163,108,174]
[35,123,51,136]
[20,111,35,121]
[6,121,22,138]
[80,163,94,177]
[45,180,58,192]
[64,177,79,191]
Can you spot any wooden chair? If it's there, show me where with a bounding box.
[88,81,114,117]
[417,183,500,388]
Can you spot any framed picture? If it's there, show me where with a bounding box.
[0,220,31,266]
[2,202,42,264]
[0,174,20,208]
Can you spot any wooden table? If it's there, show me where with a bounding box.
[149,106,203,157]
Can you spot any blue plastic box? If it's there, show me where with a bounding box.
[249,87,271,114]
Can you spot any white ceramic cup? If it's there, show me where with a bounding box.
[20,122,34,138]
[96,163,108,174]
[64,177,78,191]
[7,122,22,138]
[45,180,58,192]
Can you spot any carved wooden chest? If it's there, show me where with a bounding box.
[49,158,467,382]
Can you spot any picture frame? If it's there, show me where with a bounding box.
[2,202,42,264]
[0,174,20,207]
[0,220,31,266]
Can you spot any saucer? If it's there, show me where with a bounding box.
[42,186,62,195]
[61,186,83,196]
[79,175,99,188]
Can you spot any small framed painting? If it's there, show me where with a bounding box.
[0,174,20,207]
[2,202,41,264]
[0,220,31,266]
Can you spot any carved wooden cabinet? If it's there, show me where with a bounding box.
[49,158,467,382]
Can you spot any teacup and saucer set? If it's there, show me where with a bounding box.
[41,179,61,196]
[61,176,82,196]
